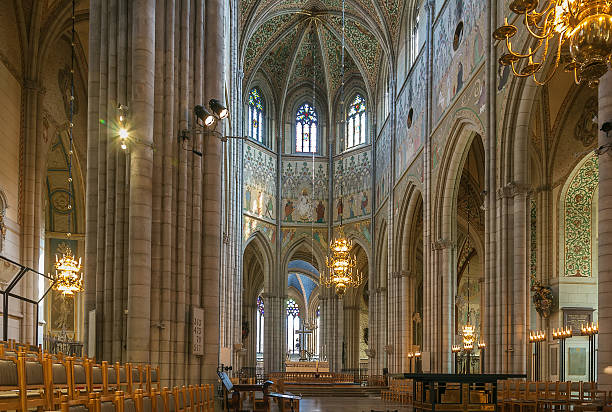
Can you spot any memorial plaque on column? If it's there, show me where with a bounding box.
[562,308,593,332]
[192,307,204,356]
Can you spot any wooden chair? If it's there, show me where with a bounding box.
[146,365,161,394]
[71,358,90,401]
[0,356,22,411]
[19,351,49,411]
[60,393,98,412]
[150,388,165,412]
[47,354,72,409]
[117,363,129,393]
[541,381,571,412]
[573,382,608,412]
[90,362,105,393]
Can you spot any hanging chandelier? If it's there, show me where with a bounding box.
[322,0,364,297]
[324,231,364,296]
[493,0,612,86]
[54,250,83,296]
[53,0,83,297]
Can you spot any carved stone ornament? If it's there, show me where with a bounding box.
[530,275,554,318]
[365,348,376,358]
[384,344,393,354]
[574,97,598,147]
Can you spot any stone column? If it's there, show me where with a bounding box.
[598,72,612,389]
[126,0,155,364]
[202,0,226,382]
[344,304,360,370]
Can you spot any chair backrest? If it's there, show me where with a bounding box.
[24,358,45,386]
[53,361,69,385]
[0,358,18,389]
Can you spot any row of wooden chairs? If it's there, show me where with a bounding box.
[381,378,412,404]
[499,380,609,412]
[0,340,215,412]
[60,385,215,412]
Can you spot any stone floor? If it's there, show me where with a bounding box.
[289,396,412,411]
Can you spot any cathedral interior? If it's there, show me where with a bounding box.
[1,0,612,407]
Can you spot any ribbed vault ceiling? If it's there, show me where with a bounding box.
[241,0,399,102]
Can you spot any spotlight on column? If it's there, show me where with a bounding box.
[194,105,216,127]
[209,99,229,119]
[117,104,129,150]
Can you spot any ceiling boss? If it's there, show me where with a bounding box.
[494,0,612,86]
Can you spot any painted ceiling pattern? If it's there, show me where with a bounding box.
[241,0,399,101]
[260,25,302,92]
[289,27,327,89]
[244,13,297,74]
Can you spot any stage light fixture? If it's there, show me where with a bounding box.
[209,99,229,119]
[194,105,216,127]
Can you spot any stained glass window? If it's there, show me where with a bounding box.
[256,295,264,354]
[257,295,264,315]
[249,88,265,143]
[346,94,366,149]
[286,298,300,317]
[286,299,300,355]
[295,103,318,153]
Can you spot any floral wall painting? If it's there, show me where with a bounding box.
[563,154,598,277]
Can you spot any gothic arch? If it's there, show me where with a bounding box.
[433,116,484,244]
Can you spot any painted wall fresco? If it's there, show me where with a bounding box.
[375,120,391,210]
[430,66,486,185]
[244,215,276,245]
[244,143,277,222]
[281,158,329,224]
[343,219,372,245]
[281,227,328,253]
[563,154,598,277]
[333,148,372,222]
[432,0,487,122]
[395,54,427,181]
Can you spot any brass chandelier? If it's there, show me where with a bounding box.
[322,0,364,297]
[324,232,364,296]
[493,0,612,86]
[54,250,83,296]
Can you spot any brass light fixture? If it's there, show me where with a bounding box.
[323,0,364,298]
[493,0,612,86]
[54,250,83,296]
[324,232,363,296]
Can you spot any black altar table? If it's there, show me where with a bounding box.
[393,373,526,412]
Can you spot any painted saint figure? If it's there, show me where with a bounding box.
[316,201,325,222]
[361,192,369,215]
[285,200,294,222]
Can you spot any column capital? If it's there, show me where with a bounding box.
[496,181,531,199]
[432,238,455,250]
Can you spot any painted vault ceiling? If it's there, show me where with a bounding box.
[241,0,397,103]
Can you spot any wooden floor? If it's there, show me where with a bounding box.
[286,396,412,411]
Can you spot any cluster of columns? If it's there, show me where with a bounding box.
[84,0,227,385]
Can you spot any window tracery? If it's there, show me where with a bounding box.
[346,94,366,149]
[295,103,318,153]
[248,88,265,143]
